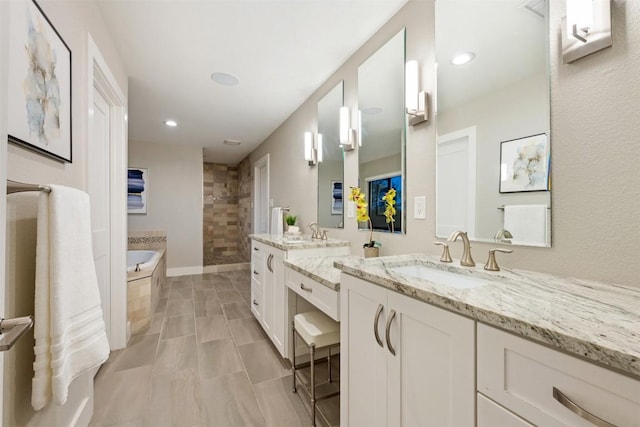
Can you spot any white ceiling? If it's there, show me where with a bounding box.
[97,0,408,165]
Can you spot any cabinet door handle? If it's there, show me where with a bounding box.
[253,270,259,275]
[373,304,384,348]
[552,387,616,427]
[300,283,312,292]
[385,309,397,356]
[253,299,259,306]
[267,254,273,272]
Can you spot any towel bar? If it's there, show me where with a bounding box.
[7,180,51,195]
[498,205,551,210]
[0,316,34,351]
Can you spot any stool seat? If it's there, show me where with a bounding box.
[294,311,340,348]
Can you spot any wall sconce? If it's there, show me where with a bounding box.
[562,0,612,64]
[304,131,323,165]
[339,106,356,151]
[405,60,428,126]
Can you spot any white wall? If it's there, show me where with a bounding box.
[128,140,204,275]
[251,0,640,288]
[2,1,127,424]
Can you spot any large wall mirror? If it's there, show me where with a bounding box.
[435,0,551,247]
[358,28,406,234]
[317,81,344,228]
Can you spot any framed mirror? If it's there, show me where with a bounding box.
[317,81,344,228]
[435,0,551,247]
[358,28,406,234]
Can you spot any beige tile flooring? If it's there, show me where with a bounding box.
[90,271,333,427]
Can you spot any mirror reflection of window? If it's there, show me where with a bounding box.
[435,0,551,247]
[358,28,406,234]
[366,173,402,232]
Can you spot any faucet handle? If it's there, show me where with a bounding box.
[433,242,452,263]
[484,248,513,272]
[321,230,328,240]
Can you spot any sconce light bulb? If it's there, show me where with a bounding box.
[304,132,314,162]
[405,60,419,113]
[317,134,323,163]
[339,106,350,145]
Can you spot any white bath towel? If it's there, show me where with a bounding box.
[32,185,110,410]
[503,204,549,247]
[270,207,284,235]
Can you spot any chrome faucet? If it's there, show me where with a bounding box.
[447,231,475,267]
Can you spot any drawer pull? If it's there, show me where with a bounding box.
[552,387,616,427]
[253,299,259,306]
[373,304,384,348]
[253,270,259,275]
[300,283,312,292]
[253,247,259,251]
[385,310,397,356]
[267,254,273,272]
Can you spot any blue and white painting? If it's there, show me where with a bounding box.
[8,0,72,162]
[128,168,148,214]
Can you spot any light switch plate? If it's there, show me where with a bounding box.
[347,201,355,218]
[414,196,426,219]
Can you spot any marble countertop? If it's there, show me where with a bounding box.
[284,256,359,291]
[334,254,640,379]
[250,233,351,251]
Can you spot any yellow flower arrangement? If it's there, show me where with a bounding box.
[348,186,375,247]
[382,187,396,233]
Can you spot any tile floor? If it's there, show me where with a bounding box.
[90,270,332,427]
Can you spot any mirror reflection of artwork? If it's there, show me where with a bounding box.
[500,134,549,193]
[331,181,343,215]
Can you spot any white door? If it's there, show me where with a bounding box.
[436,127,476,238]
[340,275,388,427]
[253,154,270,234]
[89,87,111,342]
[387,290,475,426]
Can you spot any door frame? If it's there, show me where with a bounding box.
[253,153,270,234]
[87,34,128,350]
[436,126,477,238]
[0,0,10,418]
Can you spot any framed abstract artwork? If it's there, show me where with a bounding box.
[331,180,343,215]
[128,168,148,214]
[499,133,550,193]
[8,0,72,162]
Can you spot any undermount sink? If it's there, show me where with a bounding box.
[388,265,489,290]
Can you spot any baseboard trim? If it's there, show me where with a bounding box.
[167,266,204,277]
[203,262,250,273]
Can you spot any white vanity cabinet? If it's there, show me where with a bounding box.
[340,274,475,427]
[250,237,349,359]
[477,324,640,427]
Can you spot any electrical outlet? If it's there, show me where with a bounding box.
[414,196,426,219]
[347,201,355,218]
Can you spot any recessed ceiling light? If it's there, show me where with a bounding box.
[223,139,241,146]
[451,52,475,66]
[164,120,177,127]
[211,72,239,86]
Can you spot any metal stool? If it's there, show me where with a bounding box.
[292,311,340,427]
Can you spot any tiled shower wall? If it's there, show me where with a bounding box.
[203,160,252,266]
[237,156,252,262]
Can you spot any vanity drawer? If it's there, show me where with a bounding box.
[286,268,339,321]
[250,282,262,319]
[477,324,640,427]
[478,393,533,427]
